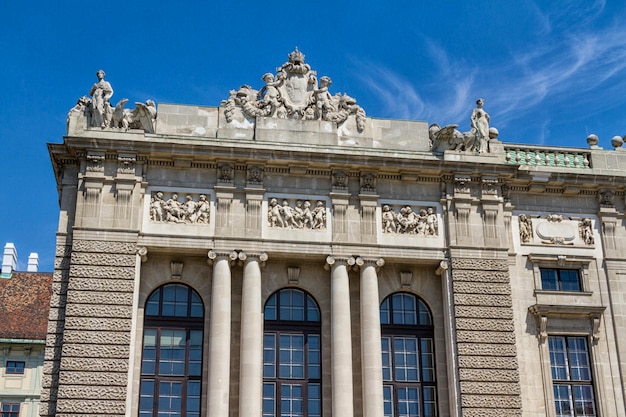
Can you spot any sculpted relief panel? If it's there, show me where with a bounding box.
[382,205,439,236]
[267,198,327,230]
[516,213,595,247]
[149,192,211,224]
[222,48,366,132]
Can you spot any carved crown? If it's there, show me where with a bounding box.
[288,48,305,64]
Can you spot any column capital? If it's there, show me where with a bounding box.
[238,251,269,267]
[324,255,356,270]
[435,260,449,275]
[355,256,385,269]
[136,246,148,262]
[207,250,239,265]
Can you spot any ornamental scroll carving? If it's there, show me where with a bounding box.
[268,198,327,230]
[519,213,595,246]
[150,192,210,224]
[381,205,438,236]
[222,48,366,132]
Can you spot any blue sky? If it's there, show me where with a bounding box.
[1,0,625,271]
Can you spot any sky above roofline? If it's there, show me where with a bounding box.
[1,0,625,271]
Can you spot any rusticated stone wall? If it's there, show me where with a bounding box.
[41,239,137,417]
[450,258,522,417]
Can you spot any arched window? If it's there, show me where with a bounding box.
[263,288,321,417]
[139,284,204,417]
[381,293,437,417]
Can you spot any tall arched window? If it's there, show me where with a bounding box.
[139,283,204,417]
[263,288,322,417]
[381,293,437,417]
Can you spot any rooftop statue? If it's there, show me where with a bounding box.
[67,70,157,133]
[222,48,366,132]
[89,69,114,128]
[429,98,495,154]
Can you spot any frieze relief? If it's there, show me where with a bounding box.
[149,192,210,224]
[222,48,366,132]
[268,198,327,230]
[516,213,595,246]
[381,204,438,236]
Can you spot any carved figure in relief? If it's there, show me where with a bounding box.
[518,214,533,243]
[150,192,166,222]
[301,201,314,228]
[259,73,282,115]
[312,201,326,229]
[89,69,114,128]
[580,218,594,245]
[196,195,210,223]
[183,195,198,222]
[313,76,335,115]
[381,205,439,236]
[165,194,185,222]
[382,205,397,233]
[426,207,438,235]
[268,198,285,228]
[281,200,299,228]
[470,98,490,153]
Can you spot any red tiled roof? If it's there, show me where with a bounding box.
[0,272,52,340]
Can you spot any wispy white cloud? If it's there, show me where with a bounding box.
[356,0,626,142]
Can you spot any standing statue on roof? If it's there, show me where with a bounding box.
[470,98,490,153]
[89,69,114,128]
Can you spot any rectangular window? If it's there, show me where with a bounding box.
[1,403,20,417]
[548,336,597,417]
[5,361,25,374]
[541,268,581,291]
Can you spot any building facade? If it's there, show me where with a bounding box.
[44,50,626,417]
[1,244,51,417]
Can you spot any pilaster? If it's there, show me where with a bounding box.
[448,256,522,417]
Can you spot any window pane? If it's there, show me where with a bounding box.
[146,288,161,316]
[553,385,573,417]
[190,292,203,318]
[308,383,321,417]
[394,337,420,382]
[265,294,277,321]
[264,333,277,378]
[560,270,581,291]
[263,383,276,417]
[398,387,420,417]
[159,381,183,416]
[306,294,320,322]
[418,300,432,325]
[549,336,569,381]
[573,385,596,417]
[308,335,321,379]
[421,339,435,382]
[423,386,437,417]
[541,269,559,291]
[381,298,391,324]
[384,385,394,417]
[382,337,392,381]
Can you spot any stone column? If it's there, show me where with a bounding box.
[207,250,237,417]
[238,251,268,417]
[357,256,385,417]
[326,256,356,417]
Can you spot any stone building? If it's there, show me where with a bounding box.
[44,50,626,417]
[1,244,51,417]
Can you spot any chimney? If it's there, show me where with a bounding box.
[27,253,39,272]
[2,243,17,275]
